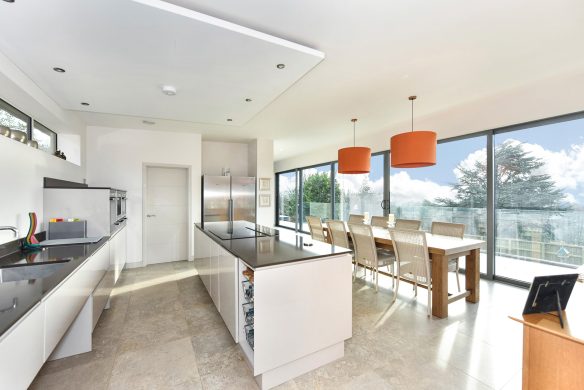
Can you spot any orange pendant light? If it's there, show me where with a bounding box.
[338,118,371,174]
[390,96,437,168]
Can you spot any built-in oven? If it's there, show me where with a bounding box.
[110,189,127,234]
[110,189,118,229]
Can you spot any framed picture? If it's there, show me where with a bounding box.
[259,194,271,207]
[259,177,271,191]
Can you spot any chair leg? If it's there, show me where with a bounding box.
[455,259,461,292]
[427,286,432,317]
[353,262,357,281]
[375,267,379,292]
[414,279,418,297]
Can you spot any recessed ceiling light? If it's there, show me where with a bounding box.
[162,85,177,96]
[226,118,233,122]
[276,63,285,69]
[80,102,90,106]
[142,120,155,125]
[245,98,252,102]
[53,67,66,73]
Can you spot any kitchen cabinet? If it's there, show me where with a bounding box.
[218,247,237,340]
[194,228,211,290]
[44,241,110,360]
[110,226,127,283]
[0,302,45,390]
[209,240,220,307]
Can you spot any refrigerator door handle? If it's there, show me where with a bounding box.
[228,199,234,222]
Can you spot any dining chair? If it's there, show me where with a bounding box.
[390,228,432,316]
[306,216,326,242]
[395,218,421,230]
[349,223,395,291]
[370,216,389,228]
[431,221,465,292]
[327,220,351,249]
[348,214,365,224]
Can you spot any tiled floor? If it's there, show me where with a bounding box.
[31,261,526,390]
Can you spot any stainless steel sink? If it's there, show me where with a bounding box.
[0,261,70,283]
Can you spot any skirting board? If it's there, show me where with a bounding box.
[255,341,344,390]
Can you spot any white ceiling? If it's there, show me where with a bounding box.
[0,0,323,126]
[1,0,584,162]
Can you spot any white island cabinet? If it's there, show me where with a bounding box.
[194,223,352,390]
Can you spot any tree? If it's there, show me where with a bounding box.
[434,140,569,210]
[281,172,340,221]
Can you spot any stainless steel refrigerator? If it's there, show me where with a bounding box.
[202,176,256,223]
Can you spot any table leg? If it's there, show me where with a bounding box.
[465,248,480,303]
[431,253,448,318]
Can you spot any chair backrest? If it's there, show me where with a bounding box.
[348,223,377,267]
[431,221,465,239]
[390,229,430,283]
[348,214,365,224]
[370,216,388,228]
[395,219,421,230]
[306,216,326,242]
[327,220,350,248]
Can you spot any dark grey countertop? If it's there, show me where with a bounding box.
[196,221,352,269]
[0,237,109,338]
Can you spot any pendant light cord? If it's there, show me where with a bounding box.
[351,118,358,147]
[411,98,414,132]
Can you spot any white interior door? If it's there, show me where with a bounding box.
[145,166,188,264]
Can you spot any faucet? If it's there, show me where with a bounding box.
[0,226,19,238]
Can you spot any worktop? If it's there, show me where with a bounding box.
[195,221,352,269]
[0,238,108,338]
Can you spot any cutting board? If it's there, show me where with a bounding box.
[39,237,103,247]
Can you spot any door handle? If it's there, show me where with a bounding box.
[146,214,156,218]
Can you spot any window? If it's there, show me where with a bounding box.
[494,117,584,283]
[390,135,488,273]
[0,98,30,134]
[300,164,332,231]
[33,121,57,154]
[277,171,297,229]
[335,153,385,220]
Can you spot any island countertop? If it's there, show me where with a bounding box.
[195,221,352,269]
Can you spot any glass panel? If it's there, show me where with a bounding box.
[494,118,584,283]
[390,136,488,273]
[335,154,385,222]
[0,99,29,133]
[277,171,297,229]
[300,164,332,231]
[33,121,57,154]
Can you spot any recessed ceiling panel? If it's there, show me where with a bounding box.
[0,0,324,125]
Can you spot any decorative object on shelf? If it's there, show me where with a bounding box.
[9,129,27,143]
[54,149,67,160]
[0,125,11,137]
[390,96,437,168]
[23,212,41,251]
[338,118,371,174]
[259,177,271,191]
[27,139,39,149]
[259,194,271,207]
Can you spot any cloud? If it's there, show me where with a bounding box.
[390,171,455,206]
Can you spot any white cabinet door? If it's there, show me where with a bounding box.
[109,231,118,282]
[115,227,127,282]
[194,229,211,291]
[218,248,237,341]
[0,303,45,390]
[44,243,108,360]
[209,241,220,308]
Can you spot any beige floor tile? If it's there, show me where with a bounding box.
[109,337,201,390]
[31,357,115,390]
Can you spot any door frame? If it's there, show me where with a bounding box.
[142,163,192,267]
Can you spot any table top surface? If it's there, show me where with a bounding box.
[510,283,584,345]
[324,222,485,256]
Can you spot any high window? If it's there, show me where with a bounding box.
[0,98,30,134]
[33,121,57,154]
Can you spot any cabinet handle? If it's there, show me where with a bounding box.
[0,297,17,313]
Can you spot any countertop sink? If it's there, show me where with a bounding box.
[0,261,70,283]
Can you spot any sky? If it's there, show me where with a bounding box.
[279,116,584,208]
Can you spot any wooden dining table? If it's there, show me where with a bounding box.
[324,223,486,319]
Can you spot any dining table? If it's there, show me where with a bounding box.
[323,222,486,319]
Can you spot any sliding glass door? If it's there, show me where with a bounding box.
[390,135,488,273]
[494,117,584,283]
[276,170,298,230]
[300,164,333,231]
[335,153,386,220]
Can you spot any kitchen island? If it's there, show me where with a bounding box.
[194,221,353,390]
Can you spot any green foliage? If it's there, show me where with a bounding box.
[280,172,340,222]
[435,140,569,210]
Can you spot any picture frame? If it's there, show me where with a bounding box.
[259,177,271,191]
[259,194,271,207]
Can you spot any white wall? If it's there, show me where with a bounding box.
[0,136,84,244]
[249,139,275,227]
[85,126,202,266]
[274,69,584,172]
[0,49,86,244]
[202,141,249,176]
